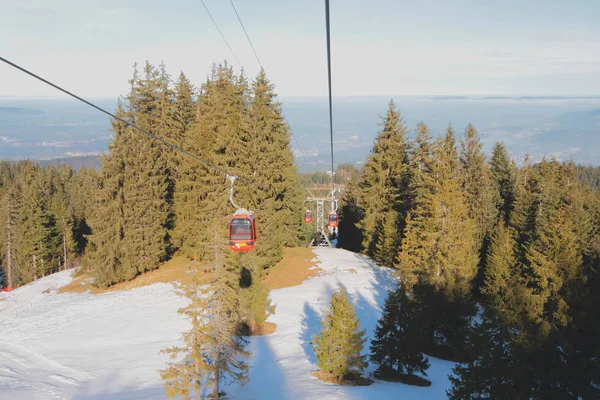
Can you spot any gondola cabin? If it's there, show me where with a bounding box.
[229,212,257,252]
[304,210,313,223]
[327,212,338,228]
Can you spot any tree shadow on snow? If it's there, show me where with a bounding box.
[72,372,164,399]
[241,336,291,399]
[300,301,323,365]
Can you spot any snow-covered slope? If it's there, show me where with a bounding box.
[0,248,456,399]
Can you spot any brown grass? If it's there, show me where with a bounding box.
[264,247,321,290]
[240,321,278,336]
[59,246,319,296]
[311,370,373,386]
[59,255,208,295]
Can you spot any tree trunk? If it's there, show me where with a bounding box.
[213,346,220,399]
[63,233,68,271]
[6,213,13,288]
[195,358,201,400]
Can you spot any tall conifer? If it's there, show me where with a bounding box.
[356,100,410,267]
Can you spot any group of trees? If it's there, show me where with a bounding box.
[0,162,97,287]
[1,62,307,397]
[85,62,306,288]
[338,100,600,397]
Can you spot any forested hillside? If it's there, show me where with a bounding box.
[338,101,600,398]
[0,62,306,289]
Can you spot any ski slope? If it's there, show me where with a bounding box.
[0,248,456,399]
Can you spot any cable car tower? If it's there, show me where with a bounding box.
[306,186,335,247]
[306,0,337,248]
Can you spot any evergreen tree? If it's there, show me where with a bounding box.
[238,258,275,333]
[0,163,20,287]
[177,63,248,262]
[313,288,367,380]
[160,261,209,400]
[49,166,77,270]
[370,286,429,376]
[121,62,173,276]
[336,171,364,252]
[398,127,478,300]
[489,142,517,224]
[203,236,250,398]
[459,124,499,289]
[16,162,59,281]
[86,103,128,287]
[244,71,305,268]
[355,100,410,267]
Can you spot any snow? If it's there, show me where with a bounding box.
[0,248,456,399]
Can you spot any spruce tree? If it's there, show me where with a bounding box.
[86,103,128,287]
[160,261,209,400]
[16,162,59,281]
[356,100,410,267]
[336,171,364,252]
[238,257,275,333]
[398,127,478,300]
[370,286,429,377]
[459,124,499,290]
[121,62,173,276]
[49,165,77,270]
[203,236,250,398]
[489,142,517,224]
[0,163,20,287]
[244,71,305,268]
[313,288,367,380]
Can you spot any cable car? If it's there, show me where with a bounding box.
[304,210,313,223]
[327,212,338,228]
[229,212,257,252]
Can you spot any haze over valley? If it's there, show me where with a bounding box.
[2,95,599,171]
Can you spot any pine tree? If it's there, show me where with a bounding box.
[178,63,248,262]
[459,124,499,281]
[238,256,275,333]
[481,220,520,318]
[16,162,60,281]
[398,127,478,300]
[336,171,364,252]
[161,233,250,399]
[313,288,367,381]
[244,71,305,268]
[356,100,410,267]
[159,261,209,400]
[489,142,517,224]
[370,286,429,377]
[49,165,77,270]
[0,162,20,287]
[121,62,173,276]
[86,103,128,287]
[203,236,250,398]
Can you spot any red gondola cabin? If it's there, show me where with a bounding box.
[304,210,313,223]
[229,213,257,252]
[327,212,338,228]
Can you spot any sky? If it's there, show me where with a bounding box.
[1,0,599,98]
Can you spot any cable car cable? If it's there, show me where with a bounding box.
[199,0,242,68]
[225,0,309,170]
[228,0,263,71]
[0,56,266,191]
[325,0,335,195]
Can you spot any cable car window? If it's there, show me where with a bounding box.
[230,218,253,240]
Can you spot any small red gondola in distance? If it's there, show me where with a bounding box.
[327,212,338,228]
[304,210,312,223]
[229,212,257,252]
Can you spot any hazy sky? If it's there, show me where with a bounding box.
[1,0,599,98]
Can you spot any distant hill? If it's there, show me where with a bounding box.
[38,155,102,170]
